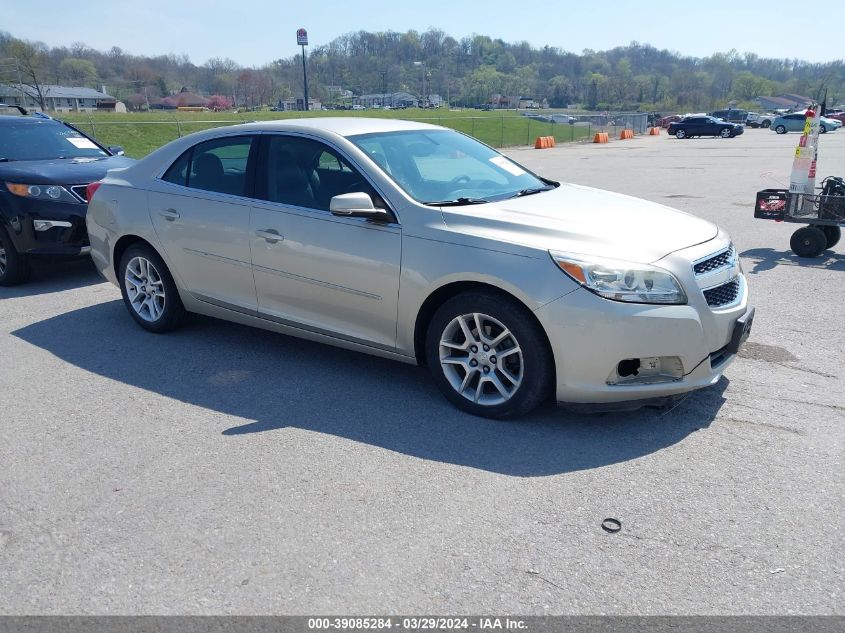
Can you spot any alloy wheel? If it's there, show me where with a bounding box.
[438,312,524,406]
[124,256,166,322]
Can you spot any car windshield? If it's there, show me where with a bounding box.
[0,120,108,161]
[347,129,555,205]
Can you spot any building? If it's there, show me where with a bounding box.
[326,85,354,99]
[353,92,418,108]
[0,83,117,112]
[277,97,321,111]
[755,94,812,111]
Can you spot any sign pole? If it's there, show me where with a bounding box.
[297,28,309,111]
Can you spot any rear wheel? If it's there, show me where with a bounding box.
[0,225,30,286]
[426,291,553,419]
[775,125,787,134]
[816,225,841,249]
[820,124,827,134]
[118,244,185,332]
[790,226,827,258]
[761,120,771,128]
[675,128,687,139]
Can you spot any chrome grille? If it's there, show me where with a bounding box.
[703,279,740,308]
[694,246,734,275]
[70,184,90,202]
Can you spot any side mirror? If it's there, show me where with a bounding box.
[108,145,125,156]
[329,192,391,221]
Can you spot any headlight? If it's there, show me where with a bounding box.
[550,251,687,304]
[5,182,79,203]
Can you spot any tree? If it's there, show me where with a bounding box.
[59,58,98,85]
[8,39,48,110]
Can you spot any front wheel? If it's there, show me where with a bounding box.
[790,226,827,258]
[425,291,553,419]
[0,225,30,286]
[720,127,732,138]
[775,125,787,134]
[118,244,185,332]
[675,129,687,139]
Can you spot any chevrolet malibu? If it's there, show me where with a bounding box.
[87,119,753,419]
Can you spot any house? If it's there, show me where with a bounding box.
[0,83,117,112]
[277,97,321,111]
[756,94,812,111]
[353,92,418,108]
[326,85,354,99]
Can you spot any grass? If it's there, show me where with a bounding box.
[60,108,595,158]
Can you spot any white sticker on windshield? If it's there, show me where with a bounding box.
[66,136,98,149]
[489,155,525,176]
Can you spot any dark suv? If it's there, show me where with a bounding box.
[0,106,132,285]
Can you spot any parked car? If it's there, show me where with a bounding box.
[667,116,744,139]
[745,112,775,128]
[711,109,748,124]
[771,113,840,134]
[87,118,752,419]
[657,114,682,128]
[0,105,133,285]
[821,112,845,125]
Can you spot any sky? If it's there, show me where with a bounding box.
[4,0,843,67]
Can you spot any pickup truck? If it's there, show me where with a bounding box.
[745,112,775,128]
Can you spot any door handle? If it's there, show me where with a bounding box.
[159,209,180,221]
[255,229,284,243]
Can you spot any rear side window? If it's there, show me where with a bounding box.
[161,136,255,196]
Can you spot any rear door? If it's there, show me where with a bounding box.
[149,134,259,311]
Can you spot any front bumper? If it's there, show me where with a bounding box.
[534,242,751,405]
[0,192,89,257]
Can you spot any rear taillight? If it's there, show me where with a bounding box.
[86,181,103,201]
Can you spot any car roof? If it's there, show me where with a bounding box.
[217,117,443,137]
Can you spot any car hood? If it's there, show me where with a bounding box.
[440,183,719,263]
[0,155,134,185]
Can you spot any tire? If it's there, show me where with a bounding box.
[425,291,553,419]
[817,225,841,249]
[675,128,687,139]
[118,243,185,332]
[0,225,31,286]
[820,125,827,134]
[775,125,787,134]
[762,120,771,128]
[790,226,827,258]
[720,127,732,138]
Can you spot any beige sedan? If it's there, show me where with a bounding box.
[87,118,753,418]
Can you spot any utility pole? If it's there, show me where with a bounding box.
[381,71,387,107]
[297,28,309,111]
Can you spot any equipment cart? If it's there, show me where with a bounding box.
[754,176,845,257]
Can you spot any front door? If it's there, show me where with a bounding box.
[250,134,401,350]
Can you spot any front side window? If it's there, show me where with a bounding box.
[257,135,381,211]
[348,129,553,205]
[160,136,254,196]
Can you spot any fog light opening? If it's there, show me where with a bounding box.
[617,358,640,378]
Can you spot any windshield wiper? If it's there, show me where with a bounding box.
[424,197,489,207]
[509,185,556,198]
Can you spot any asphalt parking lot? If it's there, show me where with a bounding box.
[1,128,843,615]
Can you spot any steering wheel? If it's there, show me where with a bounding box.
[448,175,472,187]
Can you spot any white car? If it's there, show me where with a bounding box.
[87,118,753,418]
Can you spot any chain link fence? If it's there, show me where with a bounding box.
[64,110,651,158]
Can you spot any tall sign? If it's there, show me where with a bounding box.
[789,104,821,196]
[297,28,309,111]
